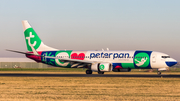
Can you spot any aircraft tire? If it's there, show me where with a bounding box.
[86,70,92,74]
[157,71,161,75]
[98,71,104,74]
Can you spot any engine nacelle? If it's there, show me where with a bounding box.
[113,68,131,72]
[91,63,112,72]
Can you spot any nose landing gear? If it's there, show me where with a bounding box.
[157,71,161,75]
[157,68,168,75]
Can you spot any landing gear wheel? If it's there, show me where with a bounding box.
[157,71,161,75]
[98,71,104,74]
[86,70,92,74]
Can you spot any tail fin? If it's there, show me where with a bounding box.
[22,20,57,52]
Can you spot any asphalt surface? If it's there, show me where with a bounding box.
[0,73,180,78]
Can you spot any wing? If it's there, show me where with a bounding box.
[45,56,94,64]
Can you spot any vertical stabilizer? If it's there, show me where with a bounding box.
[22,20,57,52]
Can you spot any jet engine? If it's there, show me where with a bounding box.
[91,63,112,72]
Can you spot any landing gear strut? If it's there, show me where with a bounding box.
[157,71,161,75]
[98,71,104,74]
[86,70,92,74]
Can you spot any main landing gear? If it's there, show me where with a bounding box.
[86,70,92,74]
[157,71,161,75]
[85,70,105,74]
[98,71,104,74]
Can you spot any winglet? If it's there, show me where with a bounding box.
[29,43,39,55]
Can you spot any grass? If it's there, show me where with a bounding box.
[0,77,180,101]
[0,67,180,100]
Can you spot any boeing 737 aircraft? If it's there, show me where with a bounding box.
[7,21,177,75]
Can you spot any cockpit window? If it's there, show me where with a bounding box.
[162,56,170,58]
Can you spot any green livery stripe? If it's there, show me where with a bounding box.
[121,63,135,68]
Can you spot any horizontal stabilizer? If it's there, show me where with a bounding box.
[6,49,42,57]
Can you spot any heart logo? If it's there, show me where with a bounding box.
[71,53,85,60]
[114,65,123,69]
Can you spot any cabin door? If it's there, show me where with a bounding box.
[152,54,156,63]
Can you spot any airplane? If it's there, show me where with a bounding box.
[7,20,177,75]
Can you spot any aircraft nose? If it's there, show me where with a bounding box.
[166,58,177,67]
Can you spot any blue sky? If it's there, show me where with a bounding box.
[0,0,180,61]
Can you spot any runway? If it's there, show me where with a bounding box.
[0,73,180,78]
